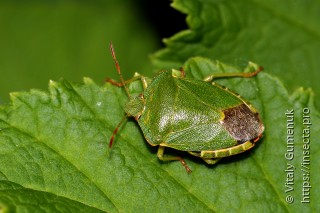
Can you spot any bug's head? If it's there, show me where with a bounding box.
[124,96,145,119]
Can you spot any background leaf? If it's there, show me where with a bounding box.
[152,0,320,108]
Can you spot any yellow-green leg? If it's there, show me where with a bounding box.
[203,66,263,82]
[201,158,221,165]
[106,73,149,90]
[157,146,192,173]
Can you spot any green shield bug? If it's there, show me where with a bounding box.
[108,43,264,173]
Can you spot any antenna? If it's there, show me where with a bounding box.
[109,42,131,98]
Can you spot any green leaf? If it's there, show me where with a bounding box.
[152,0,320,107]
[0,57,319,212]
[0,180,104,212]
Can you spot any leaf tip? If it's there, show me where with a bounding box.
[49,80,58,88]
[83,77,94,84]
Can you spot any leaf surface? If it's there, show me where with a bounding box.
[0,58,318,212]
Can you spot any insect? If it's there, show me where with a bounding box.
[107,43,264,173]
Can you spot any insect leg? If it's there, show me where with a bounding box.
[106,73,149,90]
[157,146,192,173]
[203,66,263,82]
[108,115,128,148]
[171,68,186,78]
[106,75,143,86]
[179,68,186,77]
[201,158,221,165]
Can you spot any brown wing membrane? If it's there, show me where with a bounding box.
[221,104,264,143]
